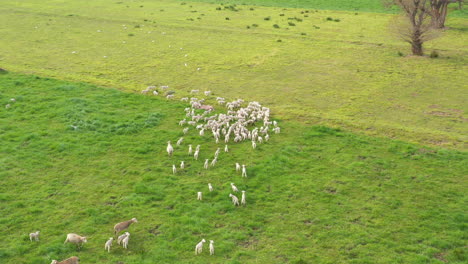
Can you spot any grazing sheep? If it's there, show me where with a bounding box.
[173,164,177,174]
[224,145,229,152]
[210,158,217,167]
[231,183,239,192]
[117,232,128,245]
[241,191,246,206]
[197,192,203,200]
[204,159,209,169]
[177,137,184,146]
[147,86,156,90]
[208,183,213,192]
[190,89,199,94]
[265,134,270,141]
[242,165,247,177]
[161,85,169,90]
[196,145,201,151]
[180,97,189,102]
[153,90,159,95]
[209,240,215,255]
[64,233,87,249]
[188,145,193,155]
[29,231,40,242]
[183,127,189,134]
[122,233,130,249]
[214,148,220,158]
[104,237,113,252]
[141,89,149,94]
[194,150,199,160]
[252,141,257,149]
[180,161,185,169]
[166,94,174,100]
[5,104,11,109]
[114,218,138,235]
[204,91,211,96]
[10,98,16,102]
[199,129,205,136]
[229,194,240,206]
[195,239,206,255]
[167,141,173,156]
[236,163,241,172]
[50,256,79,264]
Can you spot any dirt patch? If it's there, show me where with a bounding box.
[239,238,258,250]
[433,252,448,263]
[148,225,161,236]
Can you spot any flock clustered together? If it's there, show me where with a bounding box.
[161,88,280,255]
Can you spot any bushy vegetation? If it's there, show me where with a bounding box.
[1,73,466,263]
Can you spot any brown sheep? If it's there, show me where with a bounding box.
[50,256,79,264]
[114,218,138,235]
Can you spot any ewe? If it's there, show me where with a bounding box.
[208,183,213,192]
[209,240,215,255]
[197,192,203,201]
[229,194,240,206]
[50,256,79,264]
[242,165,247,177]
[241,191,246,206]
[114,218,138,235]
[29,231,40,242]
[195,239,206,255]
[167,141,173,156]
[231,183,239,192]
[64,234,87,249]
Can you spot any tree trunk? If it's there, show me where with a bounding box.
[431,1,449,28]
[411,30,424,55]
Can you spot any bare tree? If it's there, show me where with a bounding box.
[429,0,462,28]
[386,0,440,55]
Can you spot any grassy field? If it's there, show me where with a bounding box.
[1,72,466,263]
[0,0,466,149]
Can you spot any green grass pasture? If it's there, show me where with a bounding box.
[0,0,466,148]
[0,73,466,263]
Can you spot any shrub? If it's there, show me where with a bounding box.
[288,22,296,26]
[273,24,280,28]
[334,18,341,22]
[397,51,404,57]
[250,8,254,11]
[326,17,333,21]
[246,25,250,29]
[216,7,221,10]
[134,25,140,28]
[279,13,285,16]
[128,33,135,36]
[252,24,258,27]
[277,39,282,42]
[430,50,439,58]
[301,32,307,35]
[264,16,271,21]
[225,17,230,20]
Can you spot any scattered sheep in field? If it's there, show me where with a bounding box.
[153,91,159,95]
[177,137,184,146]
[29,231,40,242]
[122,232,130,249]
[204,91,211,96]
[195,239,206,255]
[188,145,193,155]
[117,232,128,245]
[208,183,213,192]
[242,165,247,177]
[204,159,209,169]
[50,256,79,264]
[104,237,113,252]
[167,141,173,156]
[114,218,138,235]
[241,191,246,206]
[173,164,177,174]
[183,127,189,134]
[236,163,241,172]
[209,240,215,255]
[211,157,217,167]
[64,233,87,249]
[194,150,199,160]
[225,145,229,152]
[229,194,240,206]
[197,192,203,200]
[180,161,185,169]
[231,183,239,192]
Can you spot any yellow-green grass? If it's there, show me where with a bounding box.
[0,0,467,149]
[1,73,466,263]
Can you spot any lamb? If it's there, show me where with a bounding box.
[214,148,220,158]
[177,137,184,146]
[231,183,239,192]
[122,232,130,249]
[64,233,87,249]
[197,192,203,201]
[167,141,173,156]
[204,159,209,169]
[161,85,169,90]
[194,150,199,160]
[204,91,211,96]
[209,240,215,255]
[241,191,246,206]
[104,237,113,252]
[5,104,11,109]
[252,141,257,149]
[183,127,189,134]
[180,97,189,102]
[191,89,199,94]
[166,94,174,100]
[242,165,247,177]
[173,164,177,174]
[229,194,240,206]
[188,145,193,155]
[152,90,159,95]
[195,239,206,255]
[224,145,229,152]
[236,163,241,172]
[180,161,185,169]
[210,157,217,167]
[117,232,129,245]
[50,256,79,264]
[114,218,138,235]
[29,231,40,242]
[208,183,213,192]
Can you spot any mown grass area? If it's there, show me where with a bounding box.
[0,0,467,149]
[1,73,466,263]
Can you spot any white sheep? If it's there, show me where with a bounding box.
[210,158,217,167]
[195,239,206,255]
[204,91,211,96]
[208,183,213,192]
[183,127,189,134]
[241,191,246,206]
[117,232,128,245]
[231,183,239,192]
[214,148,220,158]
[180,97,189,102]
[196,145,201,151]
[10,98,16,102]
[153,91,159,95]
[236,163,241,172]
[197,192,203,201]
[252,141,257,149]
[177,137,184,146]
[29,231,40,242]
[167,141,173,156]
[191,89,199,94]
[229,194,240,206]
[209,240,215,255]
[242,165,247,177]
[166,94,174,100]
[104,237,113,252]
[188,145,193,155]
[64,233,87,249]
[172,164,177,174]
[180,161,185,169]
[114,218,138,235]
[5,104,11,109]
[194,150,199,160]
[224,145,229,152]
[204,159,209,169]
[50,256,79,264]
[122,232,130,249]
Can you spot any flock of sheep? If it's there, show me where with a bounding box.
[26,86,279,262]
